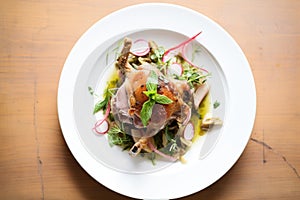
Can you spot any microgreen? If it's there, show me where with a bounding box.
[150,46,165,64]
[174,62,211,88]
[213,100,220,109]
[107,124,134,148]
[88,86,94,95]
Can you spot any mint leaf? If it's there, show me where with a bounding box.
[213,100,220,109]
[143,90,156,98]
[146,70,158,92]
[155,94,173,104]
[140,99,155,126]
[140,70,174,126]
[93,99,107,114]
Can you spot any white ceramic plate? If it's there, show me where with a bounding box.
[57,3,256,199]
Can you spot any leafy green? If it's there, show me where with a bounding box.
[88,86,94,95]
[154,94,173,104]
[140,100,155,126]
[140,70,173,126]
[93,89,110,114]
[169,139,179,154]
[93,98,108,114]
[107,124,134,148]
[91,76,119,115]
[150,46,165,64]
[93,87,116,114]
[213,100,220,109]
[174,62,211,88]
[146,70,158,91]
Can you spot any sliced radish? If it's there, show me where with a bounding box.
[162,31,202,63]
[184,122,194,141]
[193,84,209,109]
[131,39,150,56]
[181,45,209,73]
[148,141,177,162]
[162,50,177,63]
[93,119,109,134]
[92,102,111,135]
[167,63,183,76]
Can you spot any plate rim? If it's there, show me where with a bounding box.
[57,3,256,199]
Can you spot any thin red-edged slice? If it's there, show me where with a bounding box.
[183,122,194,141]
[181,45,209,73]
[131,39,150,56]
[93,119,109,134]
[148,141,177,162]
[92,102,111,135]
[167,63,183,76]
[162,31,202,62]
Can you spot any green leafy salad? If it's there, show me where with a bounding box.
[90,32,222,164]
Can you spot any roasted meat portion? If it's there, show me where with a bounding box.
[111,38,195,156]
[111,63,192,139]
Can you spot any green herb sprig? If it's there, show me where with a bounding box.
[91,78,118,114]
[150,46,165,65]
[140,71,173,126]
[93,88,112,114]
[107,124,134,149]
[213,100,220,109]
[174,62,211,88]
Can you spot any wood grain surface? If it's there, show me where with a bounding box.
[1,0,299,199]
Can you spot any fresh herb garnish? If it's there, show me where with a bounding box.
[150,46,165,64]
[91,75,119,115]
[88,86,94,95]
[94,88,117,114]
[213,100,220,109]
[93,97,109,114]
[140,70,173,126]
[140,100,155,126]
[169,139,179,154]
[107,124,134,148]
[174,62,211,88]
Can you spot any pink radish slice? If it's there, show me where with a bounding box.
[162,50,177,63]
[162,31,202,63]
[92,103,111,135]
[184,122,194,141]
[131,39,150,56]
[193,84,209,109]
[148,141,177,162]
[181,45,209,73]
[167,63,183,76]
[93,119,109,134]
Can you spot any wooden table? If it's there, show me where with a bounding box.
[1,0,299,199]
